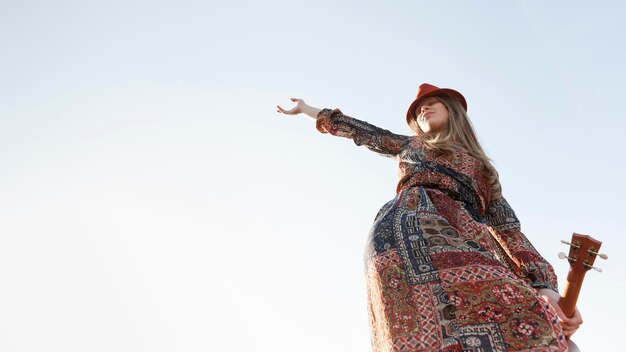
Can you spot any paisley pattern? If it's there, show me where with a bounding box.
[316,109,566,351]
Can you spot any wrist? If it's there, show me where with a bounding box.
[302,104,322,120]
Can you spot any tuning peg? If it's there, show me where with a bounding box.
[588,249,608,260]
[583,263,603,272]
[560,240,580,249]
[558,252,576,261]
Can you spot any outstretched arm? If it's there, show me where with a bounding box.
[277,98,411,158]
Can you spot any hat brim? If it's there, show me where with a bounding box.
[405,88,467,125]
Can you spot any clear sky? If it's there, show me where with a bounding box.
[1,1,624,351]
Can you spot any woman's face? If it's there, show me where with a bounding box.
[414,97,449,133]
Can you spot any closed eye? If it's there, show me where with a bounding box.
[418,98,439,111]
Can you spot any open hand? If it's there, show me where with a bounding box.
[277,98,308,115]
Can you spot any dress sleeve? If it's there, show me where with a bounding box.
[315,108,411,158]
[485,196,559,292]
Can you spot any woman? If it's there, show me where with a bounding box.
[277,83,582,351]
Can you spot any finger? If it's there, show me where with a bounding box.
[571,308,583,325]
[562,324,577,332]
[277,105,296,114]
[542,298,568,322]
[282,108,299,115]
[560,309,583,327]
[563,327,578,338]
[562,323,581,335]
[561,324,576,332]
[561,317,582,328]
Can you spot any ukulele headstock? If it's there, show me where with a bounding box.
[559,233,607,275]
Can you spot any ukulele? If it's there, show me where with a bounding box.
[557,233,607,352]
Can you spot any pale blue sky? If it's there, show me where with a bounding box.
[1,1,624,351]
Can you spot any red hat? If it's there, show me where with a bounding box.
[406,83,467,125]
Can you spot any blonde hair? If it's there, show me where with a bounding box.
[408,95,502,200]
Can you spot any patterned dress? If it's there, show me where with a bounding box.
[315,108,567,352]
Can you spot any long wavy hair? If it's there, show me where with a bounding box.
[408,95,502,200]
